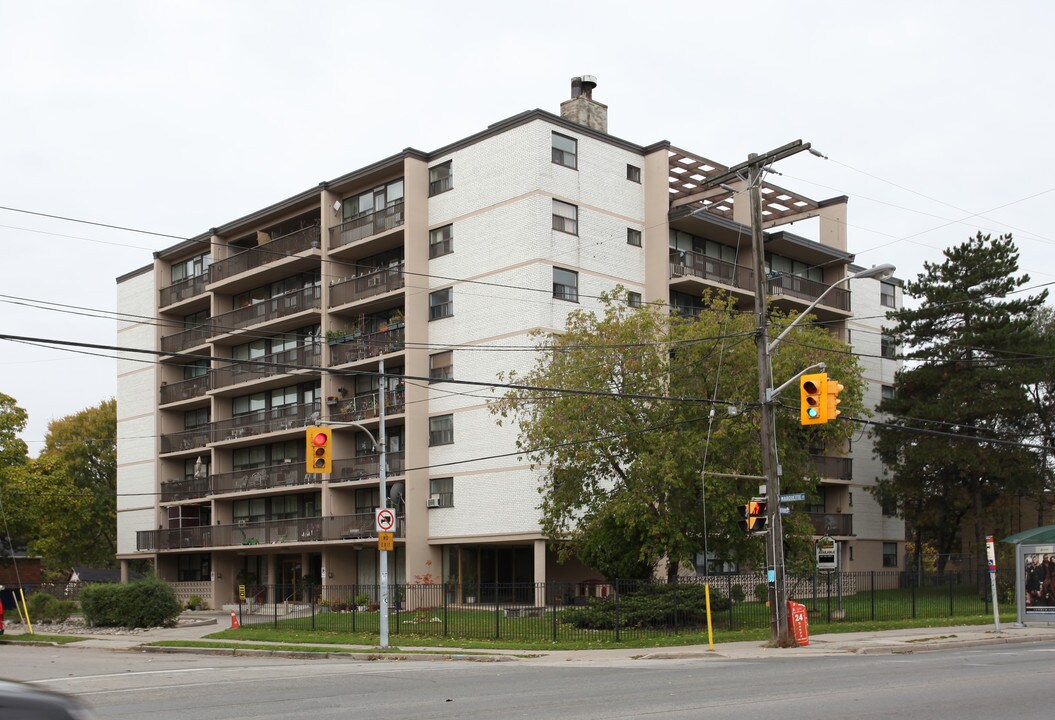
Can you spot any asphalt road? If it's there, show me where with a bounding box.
[5,642,1055,719]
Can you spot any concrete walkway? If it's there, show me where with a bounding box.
[5,612,1055,662]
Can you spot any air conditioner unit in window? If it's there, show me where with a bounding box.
[237,519,247,528]
[426,497,441,508]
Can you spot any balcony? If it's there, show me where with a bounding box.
[329,202,404,251]
[210,463,320,495]
[160,375,210,405]
[768,273,849,311]
[329,264,405,307]
[161,323,212,354]
[211,344,321,391]
[331,451,406,482]
[808,512,853,537]
[329,390,405,422]
[160,427,210,454]
[669,249,754,292]
[160,476,210,502]
[135,512,405,551]
[210,226,321,283]
[329,327,405,366]
[210,285,321,337]
[160,274,208,307]
[210,400,321,443]
[811,455,852,481]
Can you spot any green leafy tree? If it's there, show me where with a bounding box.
[0,392,31,556]
[493,290,865,581]
[873,233,1047,574]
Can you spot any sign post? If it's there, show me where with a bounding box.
[986,535,1000,632]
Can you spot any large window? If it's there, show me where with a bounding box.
[883,542,898,567]
[429,414,454,446]
[430,477,454,507]
[881,281,897,308]
[233,440,302,470]
[171,251,211,284]
[765,253,823,282]
[430,288,453,320]
[553,267,579,302]
[232,272,320,309]
[552,200,578,235]
[429,161,453,196]
[881,334,897,360]
[551,132,577,169]
[341,179,404,223]
[430,350,453,381]
[429,224,453,258]
[183,408,209,430]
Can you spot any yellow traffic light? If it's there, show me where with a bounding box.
[305,426,332,474]
[739,500,768,534]
[799,372,829,425]
[827,379,844,422]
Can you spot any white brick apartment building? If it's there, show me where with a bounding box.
[116,78,903,606]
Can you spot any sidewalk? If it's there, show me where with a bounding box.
[6,612,1055,662]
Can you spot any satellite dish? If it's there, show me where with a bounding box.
[389,481,405,506]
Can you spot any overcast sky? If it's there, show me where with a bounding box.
[1,1,1052,452]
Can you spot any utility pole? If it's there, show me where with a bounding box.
[377,357,390,648]
[697,140,813,647]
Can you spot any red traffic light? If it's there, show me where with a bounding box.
[305,426,332,474]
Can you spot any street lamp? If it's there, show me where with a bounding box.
[757,260,895,646]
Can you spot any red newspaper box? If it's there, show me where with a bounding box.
[787,601,809,646]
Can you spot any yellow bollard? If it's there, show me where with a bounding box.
[18,587,34,635]
[704,584,714,651]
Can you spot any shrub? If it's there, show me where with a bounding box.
[754,583,769,602]
[729,584,745,604]
[186,594,207,610]
[26,592,76,623]
[562,582,731,630]
[81,578,182,628]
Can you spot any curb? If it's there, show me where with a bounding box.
[138,645,517,662]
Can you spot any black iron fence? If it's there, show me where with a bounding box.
[233,570,996,643]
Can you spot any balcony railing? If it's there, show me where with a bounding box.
[160,375,209,404]
[161,323,212,354]
[160,476,210,502]
[159,427,210,454]
[210,400,321,443]
[135,512,405,551]
[211,463,320,495]
[811,455,853,481]
[329,264,405,307]
[210,285,321,336]
[329,327,405,365]
[328,390,405,422]
[160,274,208,307]
[209,225,321,283]
[329,202,404,250]
[768,273,850,311]
[669,250,754,291]
[331,451,406,482]
[211,343,321,390]
[808,512,853,536]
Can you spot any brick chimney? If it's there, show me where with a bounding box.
[560,75,607,133]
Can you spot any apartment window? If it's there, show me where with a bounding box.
[627,228,642,247]
[883,542,898,568]
[429,161,453,196]
[429,414,454,446]
[430,477,454,507]
[429,224,453,258]
[552,200,578,235]
[881,385,895,402]
[430,350,453,381]
[627,291,643,308]
[183,360,208,379]
[171,251,211,284]
[429,288,453,320]
[553,267,579,302]
[881,334,896,359]
[183,457,210,481]
[552,132,577,169]
[626,164,641,183]
[183,408,209,430]
[881,281,896,308]
[881,496,898,517]
[340,179,404,223]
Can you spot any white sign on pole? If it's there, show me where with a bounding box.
[817,535,838,571]
[375,507,396,533]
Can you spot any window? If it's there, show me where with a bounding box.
[340,179,404,223]
[171,251,211,284]
[627,228,642,247]
[881,281,896,308]
[627,291,642,308]
[430,477,454,507]
[430,350,453,381]
[883,542,898,568]
[551,132,577,169]
[429,161,452,196]
[429,224,453,258]
[553,267,578,302]
[766,253,823,282]
[881,385,895,402]
[183,408,209,430]
[429,288,453,320]
[552,200,578,235]
[881,334,896,359]
[626,164,641,183]
[881,496,898,517]
[429,414,454,446]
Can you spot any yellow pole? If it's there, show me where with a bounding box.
[18,587,33,635]
[704,584,714,651]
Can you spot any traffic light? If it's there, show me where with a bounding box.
[739,499,768,535]
[799,372,829,425]
[306,426,332,474]
[826,378,844,422]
